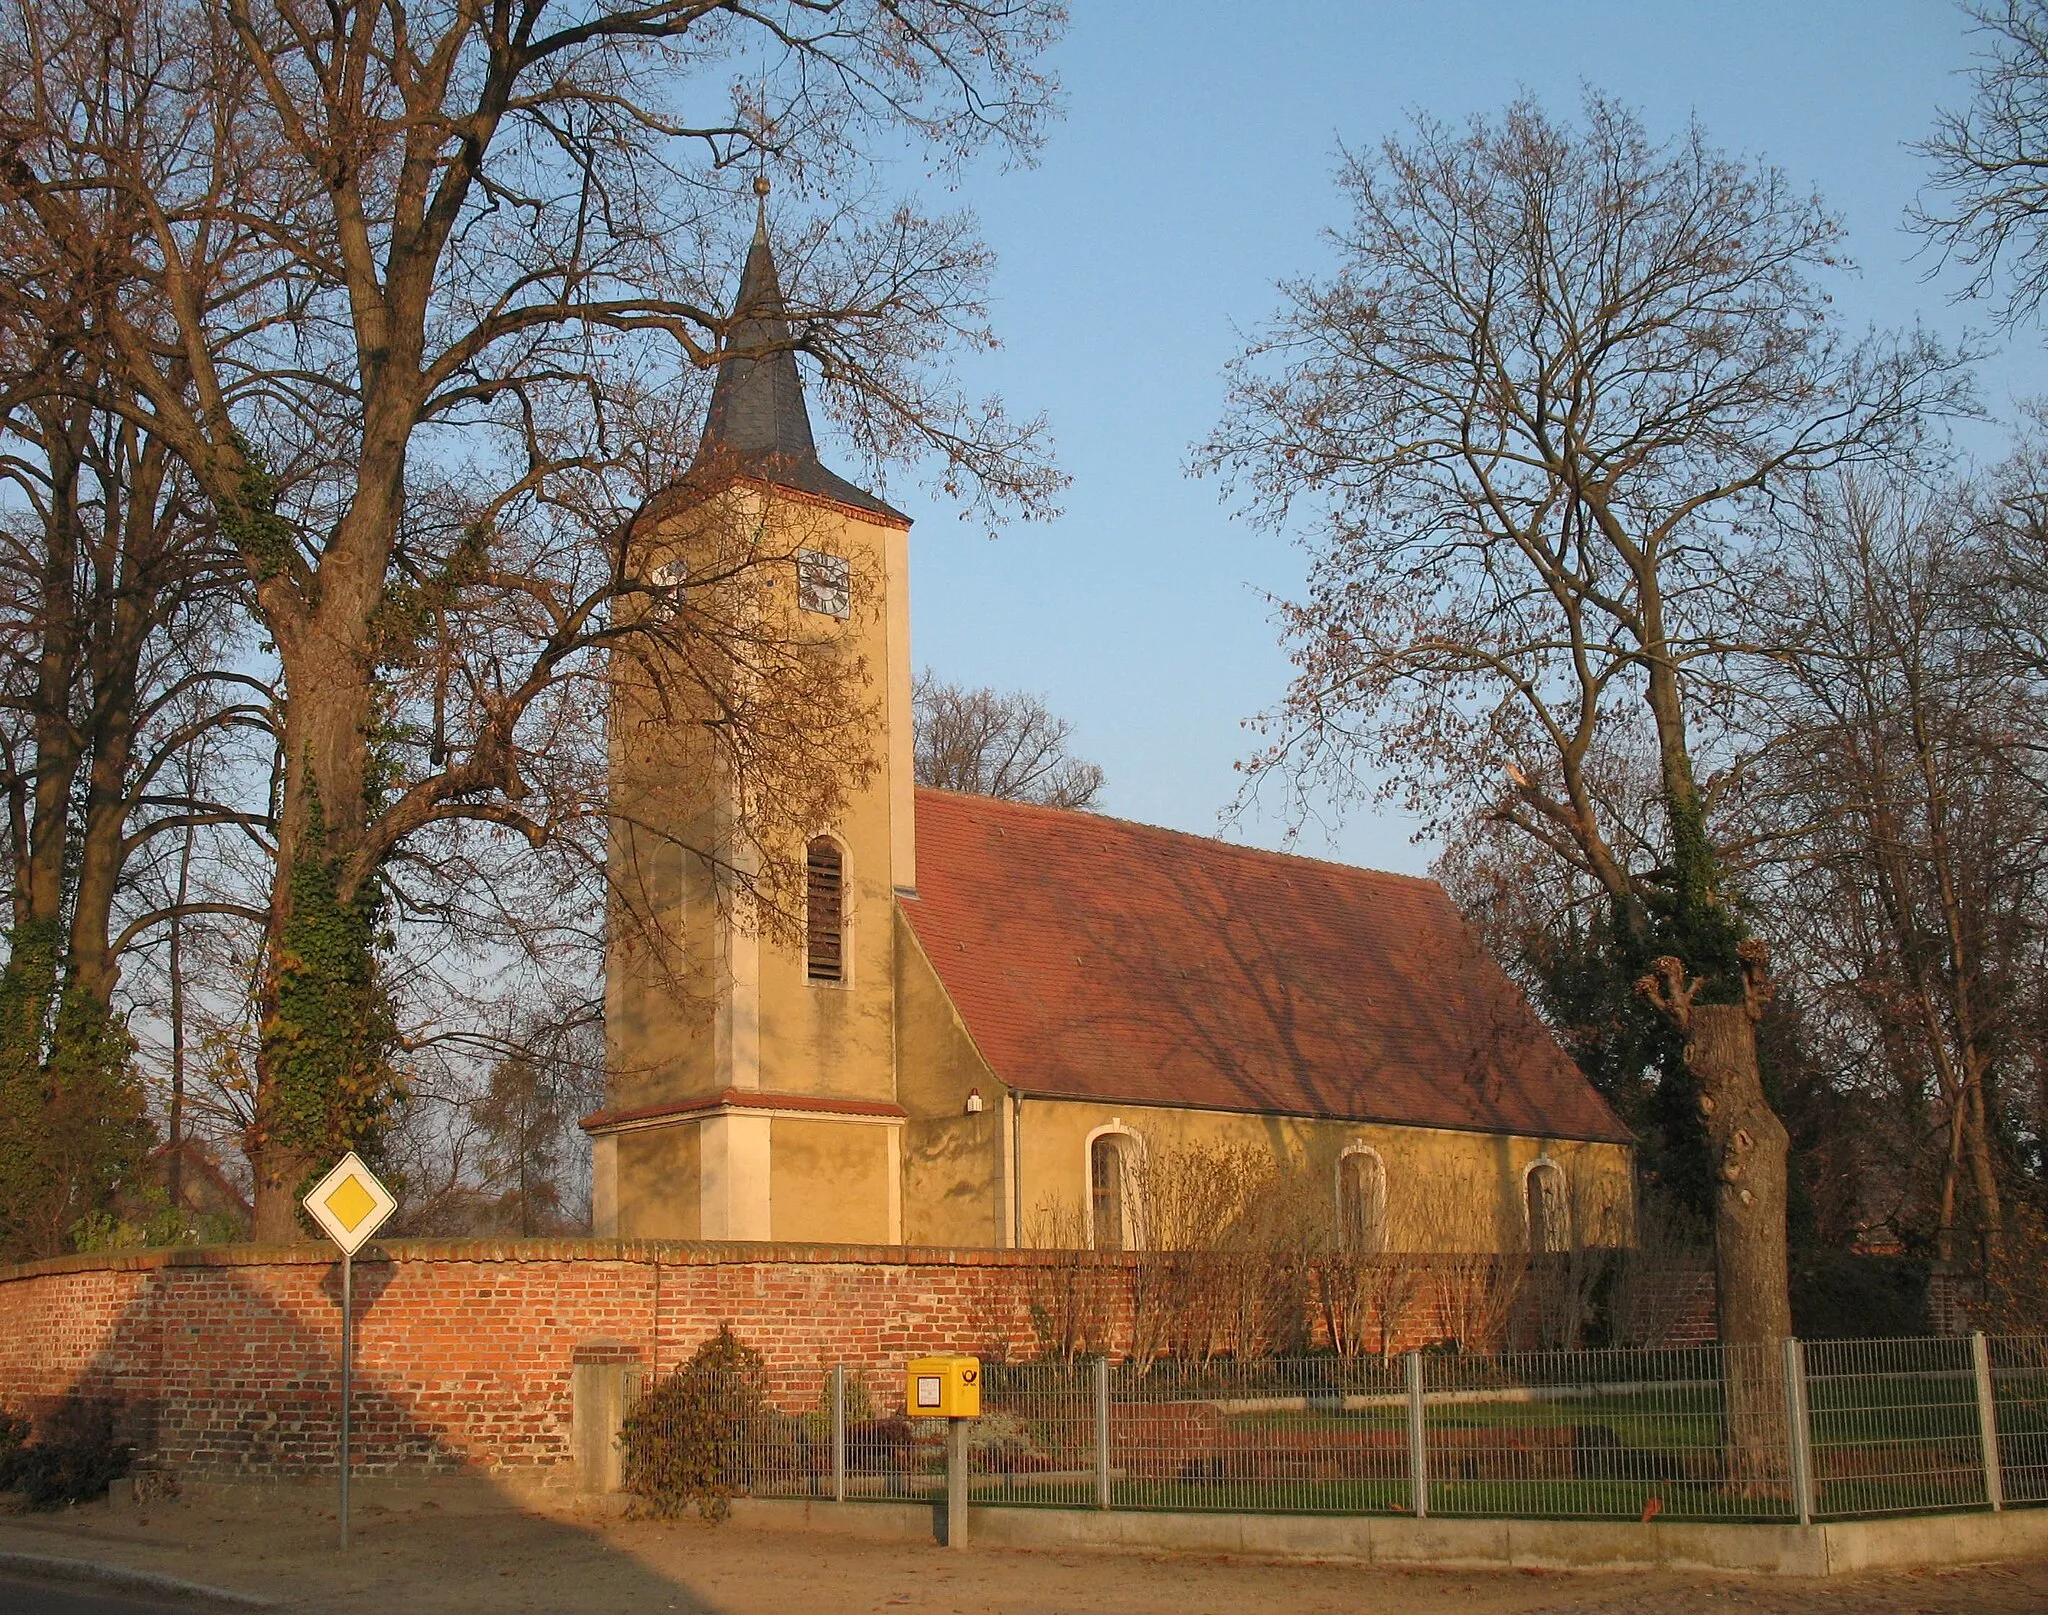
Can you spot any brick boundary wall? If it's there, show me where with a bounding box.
[1926,1264,1980,1338]
[1659,1266,1719,1346]
[0,1240,1717,1483]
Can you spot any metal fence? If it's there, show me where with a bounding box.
[638,1333,2048,1525]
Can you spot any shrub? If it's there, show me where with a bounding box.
[809,1363,876,1433]
[0,1400,132,1508]
[1791,1250,1932,1339]
[619,1325,768,1521]
[67,1196,247,1254]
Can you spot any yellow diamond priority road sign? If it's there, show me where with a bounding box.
[303,1152,396,1255]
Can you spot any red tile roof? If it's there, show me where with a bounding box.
[905,789,1631,1144]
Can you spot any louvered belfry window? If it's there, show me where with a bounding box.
[806,837,844,984]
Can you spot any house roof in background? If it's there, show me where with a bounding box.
[905,788,1632,1144]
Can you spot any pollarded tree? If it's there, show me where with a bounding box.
[1201,94,1968,1348]
[0,0,1065,1236]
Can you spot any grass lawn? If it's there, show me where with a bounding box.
[734,1364,2048,1525]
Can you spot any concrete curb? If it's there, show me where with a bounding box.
[722,1497,2048,1576]
[0,1549,277,1608]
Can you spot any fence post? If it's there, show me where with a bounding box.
[1405,1350,1428,1520]
[831,1364,847,1504]
[1972,1331,2004,1512]
[1782,1337,1815,1527]
[1093,1356,1112,1510]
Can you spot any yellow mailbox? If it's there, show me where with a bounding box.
[906,1355,981,1419]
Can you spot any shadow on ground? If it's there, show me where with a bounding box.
[0,1479,743,1613]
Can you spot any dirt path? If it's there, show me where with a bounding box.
[2,1490,2046,1614]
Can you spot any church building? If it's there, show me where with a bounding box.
[584,206,1634,1254]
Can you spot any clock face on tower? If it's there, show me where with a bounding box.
[647,557,686,622]
[797,549,851,618]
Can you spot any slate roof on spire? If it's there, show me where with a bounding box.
[689,207,906,522]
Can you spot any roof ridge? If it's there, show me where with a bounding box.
[912,784,1441,890]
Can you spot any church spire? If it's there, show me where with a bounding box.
[696,175,819,469]
[692,179,902,520]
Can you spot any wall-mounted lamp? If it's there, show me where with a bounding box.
[964,1087,984,1115]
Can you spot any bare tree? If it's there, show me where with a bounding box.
[0,385,268,1257]
[1405,1164,1525,1355]
[386,996,604,1236]
[1121,1139,1235,1362]
[1202,93,1968,1349]
[0,103,267,1255]
[1020,1196,1112,1364]
[1292,1159,1425,1362]
[1754,473,2045,1267]
[0,0,1065,1235]
[1602,1190,1713,1350]
[1915,1,2048,328]
[912,669,1104,810]
[1976,426,2048,711]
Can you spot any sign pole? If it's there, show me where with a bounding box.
[340,1247,352,1550]
[303,1152,392,1556]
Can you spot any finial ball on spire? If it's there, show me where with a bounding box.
[753,174,771,200]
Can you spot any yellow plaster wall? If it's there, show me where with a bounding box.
[742,491,906,1108]
[1015,1097,1633,1254]
[893,904,1007,1247]
[614,1123,702,1241]
[604,486,745,1113]
[768,1118,892,1243]
[613,487,904,1109]
[605,481,913,1242]
[604,717,722,1112]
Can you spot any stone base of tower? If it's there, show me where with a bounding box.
[588,1100,902,1244]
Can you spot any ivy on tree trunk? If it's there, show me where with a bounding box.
[0,918,149,1260]
[250,797,399,1240]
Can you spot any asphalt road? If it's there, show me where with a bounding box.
[0,1573,212,1614]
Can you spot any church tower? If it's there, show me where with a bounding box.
[592,186,916,1242]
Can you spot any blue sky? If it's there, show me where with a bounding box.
[883,1,2028,875]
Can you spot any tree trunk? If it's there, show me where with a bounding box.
[238,377,415,1240]
[167,816,192,1215]
[247,544,383,1241]
[68,623,138,1007]
[1908,658,2006,1263]
[1636,632,1795,1352]
[1640,953,1795,1497]
[69,432,169,1006]
[22,414,86,939]
[1687,1002,1794,1348]
[1964,1072,2003,1271]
